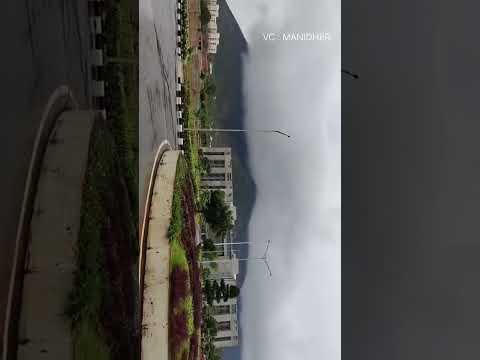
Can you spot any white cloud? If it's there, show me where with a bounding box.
[226,0,340,359]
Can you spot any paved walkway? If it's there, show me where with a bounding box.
[141,150,180,360]
[16,111,96,359]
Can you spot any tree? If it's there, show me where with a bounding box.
[219,279,226,301]
[200,156,211,174]
[202,238,216,252]
[204,78,216,96]
[222,285,229,302]
[229,285,240,298]
[203,191,234,239]
[214,280,222,303]
[200,0,211,28]
[204,279,215,306]
[199,190,211,211]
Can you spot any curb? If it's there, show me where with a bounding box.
[140,150,181,360]
[17,111,96,359]
[138,141,171,310]
[2,86,77,360]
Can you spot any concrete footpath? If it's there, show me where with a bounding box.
[141,150,180,360]
[16,111,96,359]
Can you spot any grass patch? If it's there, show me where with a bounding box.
[171,238,189,271]
[169,156,187,241]
[73,319,111,360]
[68,0,139,357]
[104,0,139,226]
[181,80,203,206]
[182,295,195,336]
[169,155,202,360]
[67,120,115,358]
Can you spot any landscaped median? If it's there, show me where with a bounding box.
[168,156,203,360]
[67,115,139,360]
[140,150,203,360]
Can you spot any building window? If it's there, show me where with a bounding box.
[209,160,225,168]
[203,173,226,181]
[217,321,231,331]
[215,336,232,342]
[206,185,226,189]
[216,321,231,331]
[231,304,237,313]
[212,305,230,315]
[203,151,225,157]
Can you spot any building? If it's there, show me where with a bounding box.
[200,147,237,245]
[206,0,220,53]
[200,146,240,348]
[211,280,239,348]
[207,255,240,348]
[200,147,234,203]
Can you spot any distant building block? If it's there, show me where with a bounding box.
[90,17,103,34]
[91,49,104,65]
[92,81,105,97]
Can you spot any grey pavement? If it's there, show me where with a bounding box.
[139,0,178,209]
[141,150,180,360]
[0,1,91,353]
[17,111,95,360]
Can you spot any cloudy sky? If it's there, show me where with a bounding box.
[225,0,340,359]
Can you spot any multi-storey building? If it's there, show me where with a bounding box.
[207,257,240,348]
[211,281,239,348]
[206,0,220,53]
[200,147,235,205]
[201,147,240,348]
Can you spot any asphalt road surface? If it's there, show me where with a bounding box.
[139,0,178,207]
[0,1,91,352]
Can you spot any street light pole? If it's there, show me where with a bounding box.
[211,241,251,247]
[200,240,273,277]
[183,128,291,138]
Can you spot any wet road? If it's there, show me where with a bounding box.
[139,0,178,207]
[0,1,91,351]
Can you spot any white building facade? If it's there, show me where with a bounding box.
[200,147,235,205]
[208,258,240,348]
[206,0,220,53]
[211,285,239,347]
[201,147,240,348]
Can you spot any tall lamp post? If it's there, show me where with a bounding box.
[200,240,273,277]
[183,128,291,138]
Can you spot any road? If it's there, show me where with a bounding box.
[139,0,178,208]
[0,1,91,353]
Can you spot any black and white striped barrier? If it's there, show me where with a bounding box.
[88,0,106,119]
[177,124,184,152]
[176,0,186,152]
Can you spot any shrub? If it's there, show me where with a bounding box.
[170,311,189,351]
[202,191,234,239]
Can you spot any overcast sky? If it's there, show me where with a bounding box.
[225,1,340,359]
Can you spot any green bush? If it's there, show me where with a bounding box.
[202,191,234,239]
